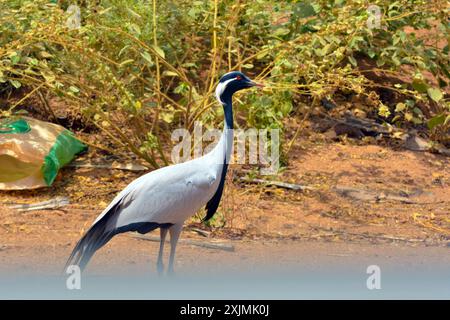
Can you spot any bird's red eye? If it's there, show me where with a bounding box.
[236,75,242,80]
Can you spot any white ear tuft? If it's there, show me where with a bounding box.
[215,78,236,105]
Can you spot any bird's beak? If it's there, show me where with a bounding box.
[249,80,264,88]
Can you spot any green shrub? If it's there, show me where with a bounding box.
[0,0,448,168]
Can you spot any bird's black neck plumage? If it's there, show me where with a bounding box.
[222,96,234,130]
[203,91,234,221]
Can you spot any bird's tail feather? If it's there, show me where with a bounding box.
[64,211,117,272]
[65,230,113,272]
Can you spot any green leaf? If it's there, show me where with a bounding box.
[348,55,357,67]
[393,36,400,46]
[293,2,316,18]
[280,101,293,116]
[399,31,406,42]
[427,114,446,130]
[412,79,428,93]
[256,51,268,60]
[427,88,443,102]
[97,7,113,15]
[41,71,55,83]
[443,45,449,55]
[119,59,134,67]
[182,62,197,68]
[40,51,53,58]
[151,45,165,59]
[11,55,21,64]
[395,103,406,112]
[140,51,154,66]
[127,23,141,36]
[404,112,413,121]
[405,99,415,108]
[392,55,401,66]
[445,115,450,126]
[273,28,290,37]
[161,111,174,124]
[413,107,423,116]
[174,82,189,95]
[69,86,79,93]
[411,117,422,124]
[28,58,39,66]
[9,79,21,88]
[319,44,331,56]
[126,7,141,19]
[162,70,178,77]
[367,48,376,59]
[242,63,254,69]
[118,45,130,57]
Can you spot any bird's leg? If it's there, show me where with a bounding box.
[168,223,183,276]
[157,227,168,276]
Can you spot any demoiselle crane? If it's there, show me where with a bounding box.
[65,71,263,274]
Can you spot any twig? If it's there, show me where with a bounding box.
[186,227,210,238]
[8,197,70,212]
[238,177,316,191]
[320,111,391,136]
[130,233,235,252]
[8,83,45,112]
[286,99,314,154]
[70,134,116,155]
[37,89,58,123]
[334,186,443,204]
[67,160,148,172]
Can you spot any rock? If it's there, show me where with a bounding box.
[404,134,430,151]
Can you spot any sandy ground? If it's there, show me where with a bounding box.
[0,141,449,277]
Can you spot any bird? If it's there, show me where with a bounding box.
[65,71,263,274]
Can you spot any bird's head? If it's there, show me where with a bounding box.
[215,71,263,105]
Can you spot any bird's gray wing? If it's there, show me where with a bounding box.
[95,158,220,232]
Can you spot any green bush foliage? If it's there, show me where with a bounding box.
[0,0,448,167]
